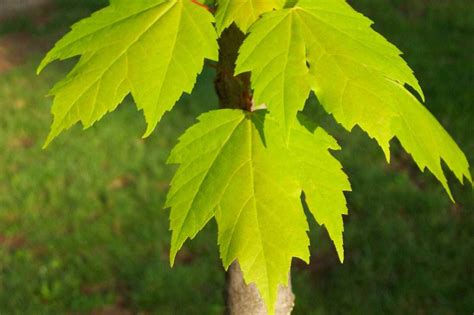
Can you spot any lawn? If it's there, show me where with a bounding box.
[0,0,472,314]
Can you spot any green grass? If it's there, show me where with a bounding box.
[0,0,472,314]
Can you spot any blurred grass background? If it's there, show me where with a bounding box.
[0,0,472,314]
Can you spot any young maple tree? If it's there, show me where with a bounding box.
[38,0,471,313]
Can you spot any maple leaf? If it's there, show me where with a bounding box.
[291,116,351,261]
[215,0,285,34]
[236,0,471,195]
[166,108,350,312]
[38,0,218,146]
[235,7,311,139]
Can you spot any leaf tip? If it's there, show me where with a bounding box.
[37,62,47,75]
[465,169,473,184]
[142,124,156,139]
[37,54,54,74]
[169,243,180,268]
[36,66,44,75]
[382,145,391,163]
[42,129,57,149]
[441,181,455,203]
[336,246,345,263]
[169,255,176,268]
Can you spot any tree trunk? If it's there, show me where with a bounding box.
[214,25,295,315]
[226,262,295,315]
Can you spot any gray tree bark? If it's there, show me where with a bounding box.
[227,263,295,315]
[214,25,295,315]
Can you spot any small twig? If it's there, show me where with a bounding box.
[190,0,212,12]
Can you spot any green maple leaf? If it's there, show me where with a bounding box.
[291,116,351,261]
[236,0,471,195]
[38,0,218,146]
[235,6,311,139]
[166,109,350,312]
[215,0,285,34]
